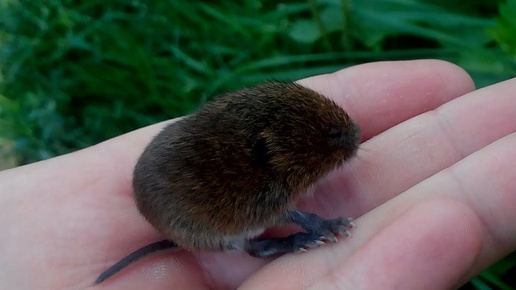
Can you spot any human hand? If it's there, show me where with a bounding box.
[1,60,514,290]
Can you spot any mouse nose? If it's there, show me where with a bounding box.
[329,122,360,156]
[350,122,361,144]
[336,122,360,159]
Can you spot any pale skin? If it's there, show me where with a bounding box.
[1,60,515,290]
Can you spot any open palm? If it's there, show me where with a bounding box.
[1,60,515,290]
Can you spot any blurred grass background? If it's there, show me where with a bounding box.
[0,0,515,288]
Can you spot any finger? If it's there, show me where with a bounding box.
[240,200,482,290]
[241,131,516,290]
[298,59,474,140]
[308,77,516,218]
[308,201,482,290]
[433,132,516,284]
[334,132,516,289]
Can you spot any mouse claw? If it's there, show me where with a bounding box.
[339,216,355,228]
[316,216,355,240]
[322,232,338,243]
[315,239,326,245]
[308,238,326,247]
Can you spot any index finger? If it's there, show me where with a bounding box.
[298,59,474,140]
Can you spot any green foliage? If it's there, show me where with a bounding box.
[0,0,515,163]
[489,0,516,57]
[470,252,516,290]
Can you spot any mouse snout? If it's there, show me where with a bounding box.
[345,122,361,153]
[350,122,361,146]
[331,122,360,160]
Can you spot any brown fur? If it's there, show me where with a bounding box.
[132,81,360,251]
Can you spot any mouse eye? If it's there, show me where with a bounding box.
[328,128,343,140]
[251,137,270,166]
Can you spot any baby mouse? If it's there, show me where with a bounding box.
[95,81,361,284]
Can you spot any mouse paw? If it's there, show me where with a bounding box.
[246,232,330,257]
[312,216,354,242]
[286,210,355,240]
[245,214,355,258]
[294,234,327,252]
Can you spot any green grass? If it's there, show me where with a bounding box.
[1,1,515,288]
[1,0,514,163]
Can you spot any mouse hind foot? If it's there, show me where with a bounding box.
[244,232,326,257]
[244,211,354,258]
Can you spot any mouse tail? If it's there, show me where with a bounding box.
[94,239,178,284]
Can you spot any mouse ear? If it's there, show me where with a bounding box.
[251,136,270,166]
